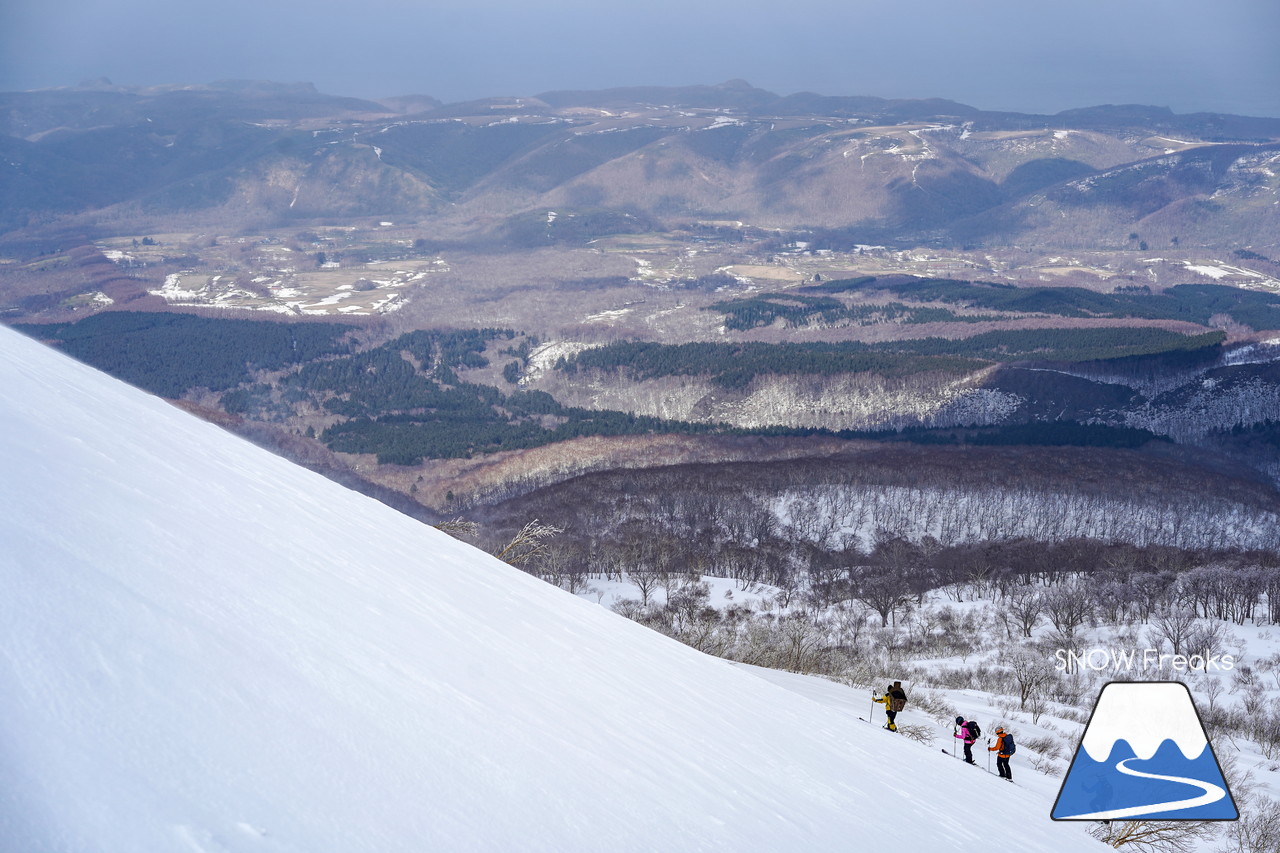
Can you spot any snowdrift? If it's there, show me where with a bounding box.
[0,325,1098,852]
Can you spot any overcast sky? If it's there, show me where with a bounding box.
[3,0,1279,117]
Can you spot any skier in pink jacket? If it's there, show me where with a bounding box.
[954,716,979,764]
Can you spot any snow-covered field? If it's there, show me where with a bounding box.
[147,265,437,315]
[0,323,1107,851]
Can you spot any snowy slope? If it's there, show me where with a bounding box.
[0,325,1100,853]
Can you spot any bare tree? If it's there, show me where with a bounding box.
[1007,649,1055,711]
[1129,572,1175,623]
[1221,799,1280,853]
[1004,585,1046,638]
[1187,619,1234,666]
[778,613,824,672]
[1201,678,1225,714]
[1148,607,1198,658]
[1043,580,1092,639]
[1252,699,1280,762]
[629,569,664,608]
[534,541,590,594]
[433,516,481,539]
[1265,568,1280,625]
[849,567,911,628]
[830,602,870,649]
[1089,819,1214,851]
[492,519,564,566]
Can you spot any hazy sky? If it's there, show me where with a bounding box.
[3,0,1279,116]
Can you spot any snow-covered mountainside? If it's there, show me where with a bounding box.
[0,325,1100,852]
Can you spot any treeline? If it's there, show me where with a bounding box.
[706,293,844,329]
[499,511,1280,678]
[705,293,1000,330]
[861,279,1280,331]
[267,327,720,463]
[15,311,355,397]
[709,278,1280,333]
[291,328,509,417]
[882,421,1170,450]
[558,329,1225,390]
[496,208,657,249]
[884,327,1226,363]
[25,313,1178,465]
[1223,419,1280,447]
[488,445,1280,557]
[325,407,718,465]
[800,275,877,293]
[559,340,985,389]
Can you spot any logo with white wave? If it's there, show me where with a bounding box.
[1052,682,1238,821]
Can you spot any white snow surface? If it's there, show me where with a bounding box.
[0,326,1098,853]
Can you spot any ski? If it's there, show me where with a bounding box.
[940,749,1015,781]
[858,717,898,731]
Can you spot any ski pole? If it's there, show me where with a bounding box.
[951,727,956,758]
[986,738,992,773]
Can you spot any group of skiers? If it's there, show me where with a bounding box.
[954,715,1016,781]
[872,682,1016,782]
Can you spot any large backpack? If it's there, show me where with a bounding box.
[965,720,981,740]
[1004,733,1016,755]
[889,687,907,713]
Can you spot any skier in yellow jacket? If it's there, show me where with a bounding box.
[874,682,907,731]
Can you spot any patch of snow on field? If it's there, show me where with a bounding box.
[584,308,633,324]
[306,292,356,307]
[1185,262,1263,281]
[149,273,203,301]
[368,293,405,313]
[525,340,592,382]
[714,265,755,287]
[1186,264,1231,280]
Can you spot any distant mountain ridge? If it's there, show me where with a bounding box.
[2,79,1278,252]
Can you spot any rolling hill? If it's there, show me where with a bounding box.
[2,79,1278,253]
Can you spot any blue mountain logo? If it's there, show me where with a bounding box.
[1052,682,1237,821]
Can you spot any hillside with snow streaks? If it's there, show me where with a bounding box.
[776,484,1280,551]
[548,369,1026,433]
[0,323,1100,852]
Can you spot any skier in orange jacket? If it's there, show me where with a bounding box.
[989,726,1015,781]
